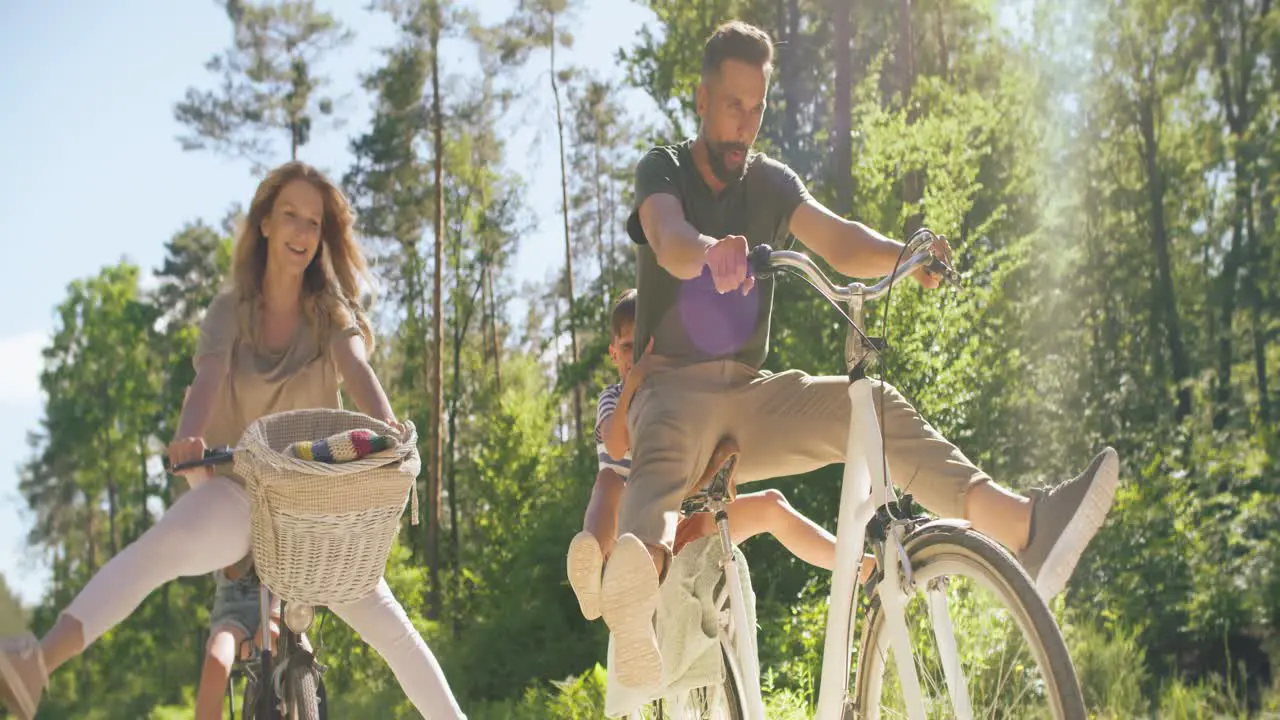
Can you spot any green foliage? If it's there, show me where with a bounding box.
[0,575,27,637]
[174,0,354,168]
[13,0,1280,716]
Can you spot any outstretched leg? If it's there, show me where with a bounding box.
[330,579,467,719]
[733,370,1119,602]
[0,475,253,719]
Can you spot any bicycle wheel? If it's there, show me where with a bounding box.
[636,648,745,720]
[226,670,238,720]
[284,658,321,720]
[240,672,260,720]
[852,522,1085,719]
[277,626,323,720]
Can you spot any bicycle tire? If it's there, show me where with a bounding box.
[639,648,745,719]
[226,670,238,720]
[851,522,1086,719]
[719,646,746,720]
[285,657,322,720]
[315,674,329,720]
[240,673,259,720]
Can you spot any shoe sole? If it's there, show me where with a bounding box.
[600,534,662,689]
[0,649,35,720]
[1034,448,1120,602]
[567,532,604,621]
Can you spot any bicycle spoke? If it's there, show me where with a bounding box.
[855,528,1080,719]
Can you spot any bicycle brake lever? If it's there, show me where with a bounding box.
[924,257,962,288]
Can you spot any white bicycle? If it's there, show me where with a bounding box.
[615,233,1086,719]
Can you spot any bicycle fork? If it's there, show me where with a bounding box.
[260,587,278,720]
[815,378,933,720]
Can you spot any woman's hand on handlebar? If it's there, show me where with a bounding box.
[168,436,208,477]
[913,233,953,290]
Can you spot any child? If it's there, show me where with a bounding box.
[195,562,278,720]
[566,289,873,622]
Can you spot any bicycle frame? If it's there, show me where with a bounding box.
[667,451,765,720]
[227,581,323,720]
[813,374,926,719]
[259,586,278,720]
[710,496,766,719]
[749,240,956,720]
[712,372,925,720]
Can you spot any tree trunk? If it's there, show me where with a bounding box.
[1247,188,1270,425]
[608,174,620,281]
[102,385,120,557]
[1213,180,1245,430]
[776,0,801,158]
[550,12,583,440]
[831,0,853,215]
[427,7,445,620]
[86,494,99,573]
[897,0,915,106]
[486,262,502,392]
[1083,116,1118,441]
[898,0,924,235]
[1206,0,1257,430]
[935,3,951,82]
[594,128,608,302]
[551,294,566,440]
[1256,116,1276,428]
[1137,80,1192,422]
[447,253,482,639]
[136,433,151,537]
[408,243,432,562]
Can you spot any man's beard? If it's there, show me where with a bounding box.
[707,139,750,184]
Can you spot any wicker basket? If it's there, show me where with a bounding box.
[233,408,421,607]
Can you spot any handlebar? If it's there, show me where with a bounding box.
[166,446,235,473]
[748,230,959,304]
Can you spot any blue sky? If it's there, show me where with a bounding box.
[0,0,662,606]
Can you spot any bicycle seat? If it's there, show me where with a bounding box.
[680,438,740,515]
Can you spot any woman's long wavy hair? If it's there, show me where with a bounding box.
[230,161,375,353]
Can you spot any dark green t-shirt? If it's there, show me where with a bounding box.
[627,139,811,370]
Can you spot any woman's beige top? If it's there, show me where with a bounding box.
[196,290,360,454]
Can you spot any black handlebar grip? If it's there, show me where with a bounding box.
[748,243,774,278]
[166,446,235,473]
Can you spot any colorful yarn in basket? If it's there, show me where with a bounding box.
[290,428,396,464]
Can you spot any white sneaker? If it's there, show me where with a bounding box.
[0,632,47,720]
[566,531,605,621]
[599,534,662,689]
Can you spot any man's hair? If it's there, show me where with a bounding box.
[610,288,638,338]
[701,21,774,80]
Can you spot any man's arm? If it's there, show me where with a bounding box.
[788,199,916,279]
[637,194,716,280]
[632,148,713,279]
[638,195,754,294]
